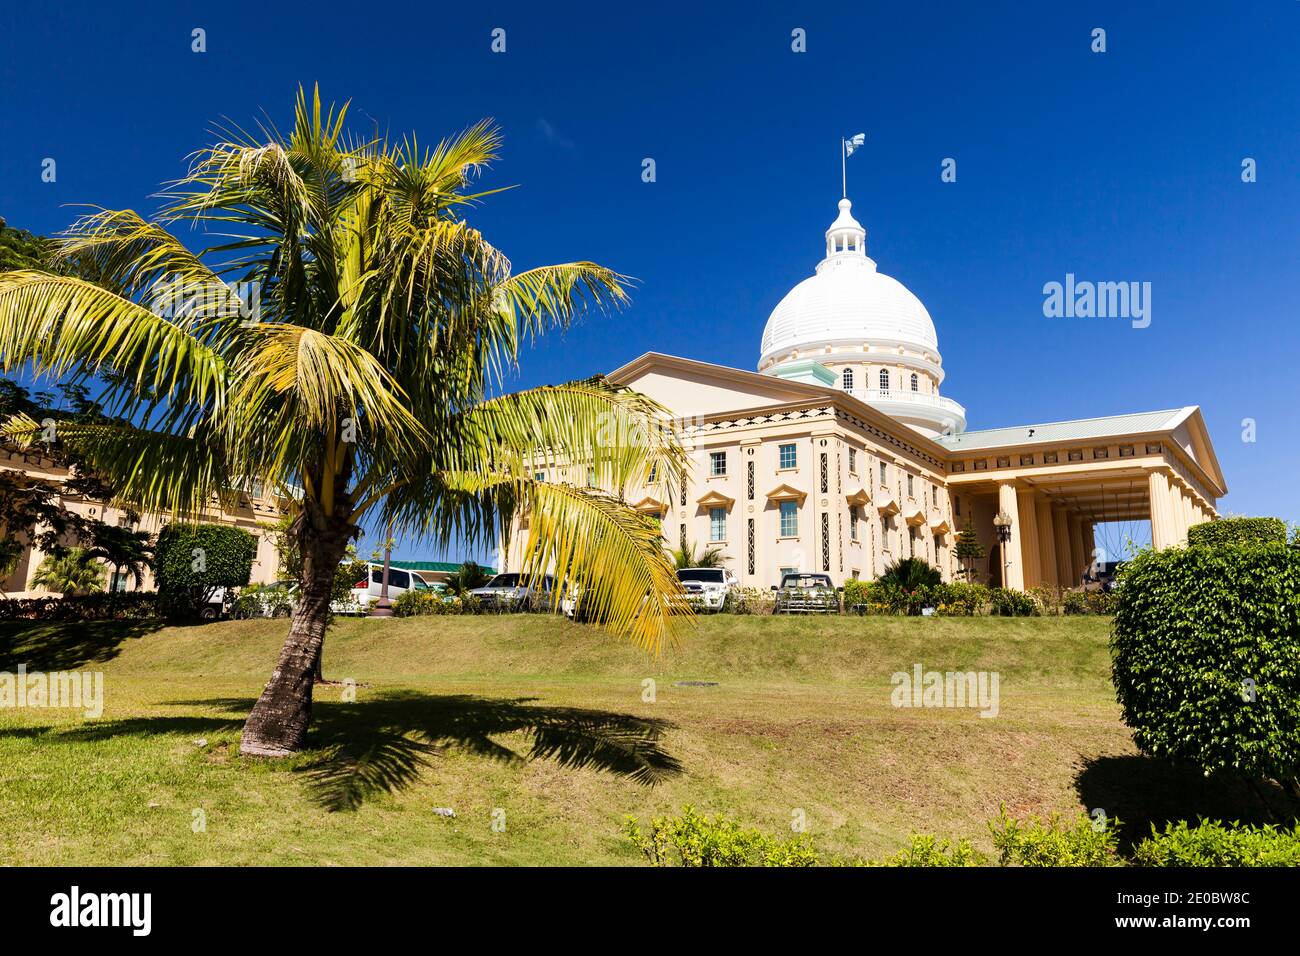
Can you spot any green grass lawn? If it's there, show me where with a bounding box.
[0,612,1287,865]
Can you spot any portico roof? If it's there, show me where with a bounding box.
[933,408,1189,451]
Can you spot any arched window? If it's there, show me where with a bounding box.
[910,373,919,392]
[879,368,890,392]
[841,368,854,391]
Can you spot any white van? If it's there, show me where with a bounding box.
[346,563,432,611]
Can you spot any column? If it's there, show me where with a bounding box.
[1036,498,1059,590]
[1052,505,1072,588]
[1148,470,1174,550]
[1068,513,1085,587]
[1016,489,1041,589]
[997,481,1025,590]
[1081,520,1096,573]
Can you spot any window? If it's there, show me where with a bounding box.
[648,463,658,482]
[534,471,545,482]
[779,500,799,537]
[587,467,597,487]
[372,568,411,590]
[709,506,727,541]
[109,571,130,593]
[778,443,797,469]
[879,368,890,392]
[841,368,854,391]
[879,461,887,485]
[710,451,727,476]
[848,448,857,473]
[910,373,919,392]
[906,474,914,497]
[1020,454,1034,466]
[850,505,859,540]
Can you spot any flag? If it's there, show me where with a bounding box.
[844,133,866,157]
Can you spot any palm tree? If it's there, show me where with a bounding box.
[878,557,942,590]
[443,560,491,596]
[669,541,727,570]
[0,88,690,757]
[84,522,153,590]
[29,548,105,595]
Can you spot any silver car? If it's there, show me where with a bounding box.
[772,572,840,614]
[469,573,555,612]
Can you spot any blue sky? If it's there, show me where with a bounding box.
[2,1,1297,563]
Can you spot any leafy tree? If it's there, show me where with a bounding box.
[1112,542,1300,802]
[669,541,727,570]
[0,88,688,757]
[29,547,105,595]
[443,560,490,596]
[154,523,257,618]
[953,521,986,582]
[0,218,56,273]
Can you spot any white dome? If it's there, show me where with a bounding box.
[759,199,938,365]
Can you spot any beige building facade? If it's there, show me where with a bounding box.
[501,197,1227,590]
[1,445,289,597]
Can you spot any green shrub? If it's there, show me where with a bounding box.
[881,833,984,866]
[1111,542,1300,790]
[841,578,870,611]
[931,582,989,616]
[1132,819,1300,867]
[392,590,455,616]
[988,806,1121,866]
[1063,589,1119,615]
[1187,516,1287,548]
[154,523,257,619]
[623,806,820,867]
[878,557,942,591]
[0,592,159,621]
[988,587,1038,616]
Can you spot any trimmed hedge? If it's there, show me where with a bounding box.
[1111,542,1300,789]
[1187,516,1287,548]
[154,523,257,618]
[0,592,160,621]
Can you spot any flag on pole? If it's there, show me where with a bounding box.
[844,132,866,157]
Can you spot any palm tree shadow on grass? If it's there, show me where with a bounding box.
[107,691,683,812]
[0,619,163,672]
[1075,755,1300,852]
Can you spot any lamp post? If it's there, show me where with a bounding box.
[370,522,395,617]
[992,510,1013,588]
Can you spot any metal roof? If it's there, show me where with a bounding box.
[934,408,1190,452]
[383,560,495,575]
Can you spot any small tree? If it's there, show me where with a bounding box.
[29,548,105,595]
[1112,542,1300,804]
[669,541,726,570]
[154,523,257,618]
[84,522,153,590]
[443,560,491,596]
[953,521,986,582]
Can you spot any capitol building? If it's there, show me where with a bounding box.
[505,197,1227,590]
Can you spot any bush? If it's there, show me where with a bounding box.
[392,590,457,617]
[930,582,989,616]
[229,583,294,619]
[988,587,1038,616]
[988,806,1121,866]
[0,592,159,621]
[154,523,257,619]
[841,578,870,611]
[1111,542,1300,790]
[1063,589,1118,615]
[723,586,775,615]
[881,833,984,867]
[878,557,942,591]
[1132,820,1300,867]
[624,806,820,867]
[1187,516,1287,548]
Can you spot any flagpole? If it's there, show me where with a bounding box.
[840,137,847,198]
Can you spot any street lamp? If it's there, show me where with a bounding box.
[992,510,1013,588]
[370,522,395,617]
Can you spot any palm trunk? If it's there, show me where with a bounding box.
[240,518,350,757]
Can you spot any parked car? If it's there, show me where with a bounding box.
[676,567,738,612]
[772,572,840,614]
[470,572,555,612]
[345,563,432,612]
